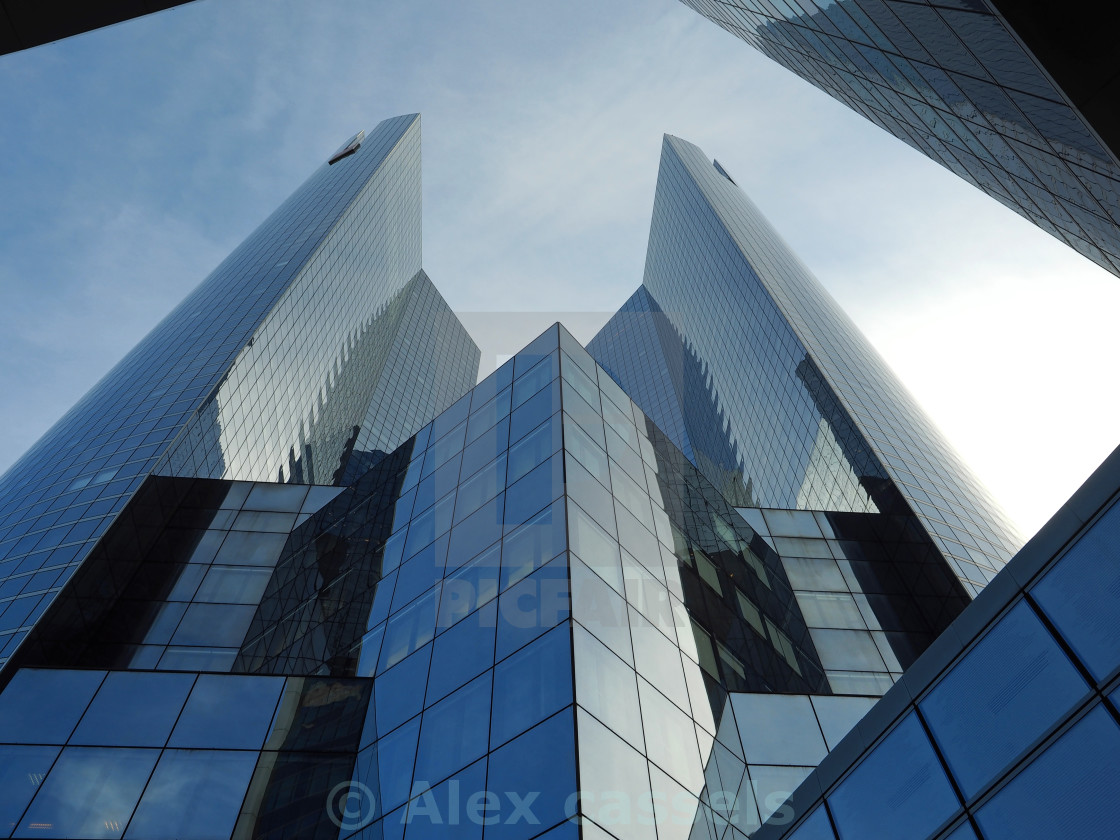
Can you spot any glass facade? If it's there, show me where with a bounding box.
[0,114,480,671]
[678,0,1120,276]
[0,323,999,839]
[589,135,1020,595]
[750,443,1120,840]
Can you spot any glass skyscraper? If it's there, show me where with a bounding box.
[678,0,1120,276]
[589,134,1020,596]
[0,113,480,672]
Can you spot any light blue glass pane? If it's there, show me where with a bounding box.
[454,456,506,524]
[573,623,643,751]
[402,756,486,840]
[466,387,512,445]
[568,501,623,594]
[371,644,431,739]
[507,415,560,487]
[379,589,438,672]
[448,494,504,568]
[461,418,509,483]
[1031,500,1120,681]
[168,674,284,750]
[976,704,1120,840]
[513,353,557,408]
[564,454,616,536]
[391,535,448,613]
[414,671,492,788]
[438,544,501,629]
[500,498,566,591]
[360,715,421,814]
[124,749,257,840]
[505,453,563,529]
[788,806,835,840]
[0,745,60,834]
[920,600,1088,797]
[486,710,577,840]
[169,602,256,647]
[828,713,960,840]
[194,564,272,604]
[428,600,497,704]
[0,668,105,744]
[492,622,573,748]
[19,746,159,838]
[509,382,560,446]
[496,555,570,660]
[71,671,195,748]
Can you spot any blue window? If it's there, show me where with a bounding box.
[0,668,105,744]
[402,756,487,840]
[827,713,960,840]
[168,674,284,750]
[392,535,449,613]
[18,746,159,838]
[414,671,492,787]
[124,749,257,840]
[787,806,836,840]
[372,643,431,739]
[507,415,560,487]
[510,381,560,446]
[919,600,1088,798]
[500,499,567,591]
[380,588,438,672]
[497,555,570,660]
[505,453,563,528]
[0,745,60,832]
[448,494,505,568]
[71,671,195,748]
[428,600,497,703]
[438,543,501,629]
[492,622,573,747]
[461,418,509,483]
[975,704,1120,840]
[358,715,421,813]
[486,710,577,840]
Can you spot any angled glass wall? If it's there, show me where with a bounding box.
[589,135,1020,595]
[0,114,480,671]
[678,0,1120,276]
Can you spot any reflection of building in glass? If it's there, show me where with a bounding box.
[0,113,479,670]
[590,135,1020,595]
[679,0,1120,275]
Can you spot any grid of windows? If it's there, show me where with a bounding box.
[679,0,1120,276]
[589,136,1020,596]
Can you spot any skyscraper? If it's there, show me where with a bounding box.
[589,134,1020,596]
[0,113,480,671]
[678,0,1120,276]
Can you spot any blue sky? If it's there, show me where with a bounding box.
[1,0,1117,536]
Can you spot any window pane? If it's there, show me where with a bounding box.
[727,694,826,766]
[828,713,960,840]
[169,674,284,750]
[0,745,60,834]
[370,643,430,741]
[428,601,497,704]
[19,747,158,838]
[124,749,257,840]
[194,565,272,604]
[414,671,492,787]
[920,600,1088,797]
[576,708,656,840]
[574,624,643,751]
[496,555,570,660]
[492,622,572,747]
[976,704,1120,840]
[788,806,835,840]
[71,671,195,748]
[0,668,105,744]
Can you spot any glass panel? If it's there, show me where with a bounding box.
[245,483,309,512]
[492,622,572,748]
[414,671,492,788]
[71,671,195,748]
[570,556,633,666]
[629,607,688,712]
[809,695,876,750]
[401,756,486,840]
[975,704,1120,840]
[828,713,960,840]
[506,453,563,529]
[920,600,1088,797]
[1031,500,1120,681]
[499,500,567,591]
[487,710,577,840]
[213,530,288,566]
[728,694,827,766]
[568,502,623,594]
[170,602,256,647]
[576,708,656,840]
[18,746,159,838]
[495,555,570,660]
[574,623,643,750]
[358,715,420,814]
[169,674,284,750]
[0,745,60,835]
[0,668,105,744]
[427,601,497,704]
[124,749,257,840]
[751,764,814,823]
[194,565,272,604]
[637,678,703,790]
[808,628,886,673]
[509,382,559,446]
[438,544,500,628]
[370,644,430,741]
[788,805,835,840]
[379,589,438,672]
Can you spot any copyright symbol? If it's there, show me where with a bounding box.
[327,780,378,830]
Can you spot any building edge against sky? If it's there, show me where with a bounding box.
[590,134,1021,597]
[678,0,1120,277]
[0,114,480,671]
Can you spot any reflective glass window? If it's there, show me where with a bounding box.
[0,668,105,744]
[637,678,703,790]
[428,600,497,703]
[461,418,509,483]
[513,353,557,407]
[568,502,623,593]
[728,693,827,766]
[213,530,287,566]
[245,483,308,512]
[828,713,960,840]
[194,564,272,604]
[505,453,563,527]
[564,416,610,485]
[570,557,633,665]
[379,588,438,672]
[371,643,430,739]
[788,805,835,840]
[500,499,566,591]
[810,695,876,750]
[496,556,570,660]
[358,715,420,814]
[402,756,486,840]
[920,600,1088,797]
[0,745,60,834]
[1031,501,1120,681]
[438,544,500,629]
[975,704,1120,840]
[507,415,560,487]
[751,764,815,823]
[573,623,643,750]
[809,628,886,673]
[487,710,577,840]
[391,536,448,613]
[449,494,505,567]
[509,382,560,446]
[466,387,512,444]
[414,671,492,787]
[124,749,257,840]
[492,622,572,748]
[71,671,195,748]
[565,454,616,536]
[576,709,656,840]
[454,456,505,524]
[629,607,688,712]
[169,674,284,750]
[18,746,159,838]
[170,602,256,647]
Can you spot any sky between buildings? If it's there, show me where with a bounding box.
[0,0,1117,539]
